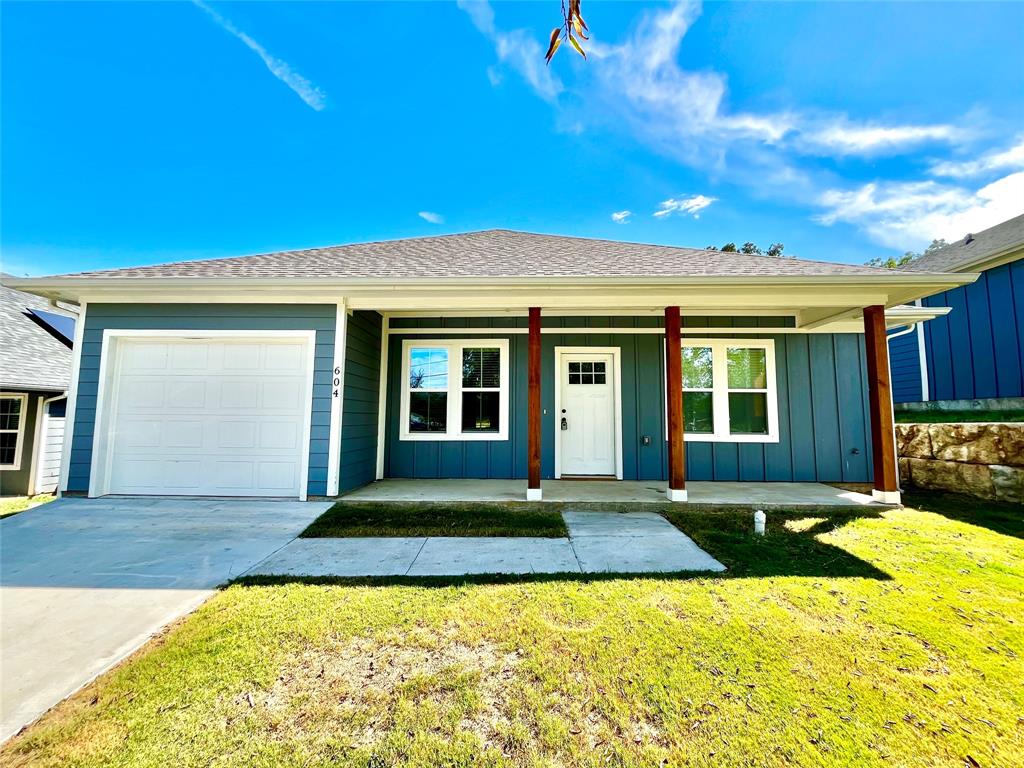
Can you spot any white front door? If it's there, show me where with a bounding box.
[558,352,617,476]
[100,337,312,497]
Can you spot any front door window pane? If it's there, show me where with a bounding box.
[728,392,768,434]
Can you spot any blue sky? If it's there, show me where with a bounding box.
[2,1,1023,276]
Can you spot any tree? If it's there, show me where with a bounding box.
[706,241,789,258]
[545,0,589,63]
[865,239,948,269]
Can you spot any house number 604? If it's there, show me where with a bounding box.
[333,366,341,397]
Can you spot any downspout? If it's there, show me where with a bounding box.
[914,299,930,401]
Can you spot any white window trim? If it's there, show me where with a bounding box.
[399,338,510,441]
[667,338,780,444]
[0,393,28,471]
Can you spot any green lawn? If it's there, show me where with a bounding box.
[302,501,568,538]
[5,494,1022,768]
[895,408,1024,423]
[0,495,54,520]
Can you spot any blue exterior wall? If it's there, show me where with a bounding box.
[339,310,383,492]
[384,316,875,483]
[891,259,1024,403]
[68,304,336,495]
[889,328,923,402]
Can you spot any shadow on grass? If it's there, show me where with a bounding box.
[232,509,890,588]
[902,489,1024,540]
[301,501,568,539]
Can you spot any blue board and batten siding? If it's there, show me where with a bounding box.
[67,304,337,495]
[385,316,874,483]
[890,259,1024,403]
[339,310,383,492]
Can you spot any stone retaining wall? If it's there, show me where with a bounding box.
[896,423,1024,503]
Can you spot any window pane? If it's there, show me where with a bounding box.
[0,398,22,431]
[594,362,606,374]
[594,373,606,384]
[569,373,581,384]
[462,347,500,389]
[729,392,768,434]
[727,348,767,389]
[409,392,448,432]
[682,347,713,389]
[462,392,500,432]
[683,392,714,433]
[409,348,448,389]
[0,432,16,465]
[569,362,580,373]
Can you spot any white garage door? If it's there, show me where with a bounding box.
[101,336,312,497]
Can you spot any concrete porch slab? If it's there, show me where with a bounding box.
[340,478,884,509]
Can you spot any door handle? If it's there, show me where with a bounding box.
[561,416,568,431]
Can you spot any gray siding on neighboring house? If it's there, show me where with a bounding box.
[339,310,382,493]
[384,315,874,483]
[0,390,53,496]
[67,304,336,496]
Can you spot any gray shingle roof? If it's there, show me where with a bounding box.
[45,229,915,281]
[0,280,74,391]
[902,213,1024,273]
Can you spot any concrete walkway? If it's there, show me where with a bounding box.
[245,510,726,578]
[0,497,329,742]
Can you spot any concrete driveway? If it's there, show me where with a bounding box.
[0,496,329,742]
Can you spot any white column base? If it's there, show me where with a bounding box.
[526,487,543,502]
[666,487,688,502]
[872,489,901,504]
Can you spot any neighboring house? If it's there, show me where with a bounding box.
[0,279,75,496]
[890,213,1024,405]
[9,230,973,504]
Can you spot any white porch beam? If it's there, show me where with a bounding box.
[326,301,348,497]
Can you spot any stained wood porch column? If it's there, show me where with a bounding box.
[665,306,687,502]
[863,304,900,503]
[527,307,542,501]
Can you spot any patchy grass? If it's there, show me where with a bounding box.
[301,502,568,538]
[895,408,1024,423]
[0,495,54,519]
[5,495,1023,768]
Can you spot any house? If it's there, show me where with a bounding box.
[889,213,1024,406]
[8,230,974,505]
[0,279,75,497]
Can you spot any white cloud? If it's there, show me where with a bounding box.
[193,0,326,111]
[815,171,1024,249]
[799,121,960,156]
[457,0,563,102]
[418,211,444,224]
[930,136,1024,178]
[610,210,632,224]
[653,195,716,219]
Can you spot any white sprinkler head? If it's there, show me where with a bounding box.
[754,509,766,536]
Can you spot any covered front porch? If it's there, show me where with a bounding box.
[340,478,891,510]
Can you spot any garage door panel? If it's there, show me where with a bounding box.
[121,343,169,370]
[170,344,210,370]
[104,338,311,497]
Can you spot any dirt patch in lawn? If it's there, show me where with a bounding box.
[238,629,527,750]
